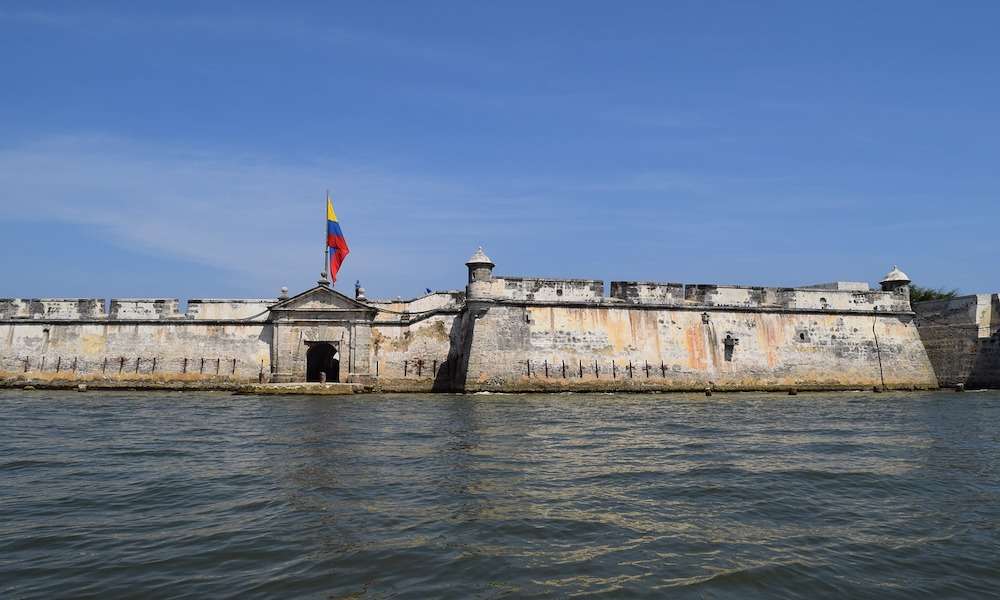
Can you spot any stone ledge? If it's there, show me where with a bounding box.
[235,382,366,395]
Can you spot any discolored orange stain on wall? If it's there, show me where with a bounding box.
[684,325,707,370]
[756,315,782,368]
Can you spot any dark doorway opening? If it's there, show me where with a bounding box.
[306,342,339,382]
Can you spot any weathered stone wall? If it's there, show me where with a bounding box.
[456,301,936,392]
[0,321,272,383]
[0,275,941,392]
[370,313,461,391]
[608,282,909,312]
[479,276,605,303]
[367,291,464,314]
[0,298,106,319]
[360,292,461,390]
[914,294,1000,388]
[187,299,274,320]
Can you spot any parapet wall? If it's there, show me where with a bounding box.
[0,299,106,320]
[368,291,464,318]
[186,299,275,320]
[0,298,276,321]
[480,276,605,303]
[489,278,911,313]
[109,299,182,320]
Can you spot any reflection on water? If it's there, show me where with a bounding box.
[2,390,999,598]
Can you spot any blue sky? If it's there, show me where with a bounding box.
[1,1,997,300]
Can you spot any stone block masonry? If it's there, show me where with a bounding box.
[0,251,941,392]
[914,294,1000,388]
[452,254,935,392]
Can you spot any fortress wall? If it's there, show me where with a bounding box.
[0,321,272,381]
[603,282,909,312]
[109,299,182,320]
[914,294,1000,388]
[684,284,764,306]
[781,288,909,312]
[370,313,461,390]
[801,282,871,292]
[367,291,464,314]
[610,282,685,304]
[0,299,106,320]
[488,276,605,303]
[186,299,274,320]
[458,302,936,392]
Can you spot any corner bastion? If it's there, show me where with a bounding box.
[914,293,1000,388]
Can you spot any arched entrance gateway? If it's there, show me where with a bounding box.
[306,342,339,382]
[266,284,377,383]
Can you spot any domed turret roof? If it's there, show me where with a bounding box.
[465,246,494,267]
[880,265,911,284]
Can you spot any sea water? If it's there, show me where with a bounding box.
[2,390,998,598]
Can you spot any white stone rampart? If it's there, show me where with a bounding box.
[109,299,182,320]
[186,299,274,320]
[367,291,464,318]
[0,299,106,320]
[485,276,605,303]
[0,321,272,380]
[455,302,936,392]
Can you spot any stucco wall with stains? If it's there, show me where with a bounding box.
[0,321,272,383]
[0,262,943,392]
[457,302,936,391]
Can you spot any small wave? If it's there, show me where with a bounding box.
[0,459,73,471]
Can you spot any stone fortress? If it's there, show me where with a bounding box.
[5,247,992,392]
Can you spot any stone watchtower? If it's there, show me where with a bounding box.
[465,246,495,301]
[880,265,911,292]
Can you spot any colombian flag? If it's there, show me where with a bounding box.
[326,194,349,283]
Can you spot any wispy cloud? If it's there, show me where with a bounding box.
[0,135,484,292]
[4,135,688,295]
[0,7,500,72]
[0,132,935,297]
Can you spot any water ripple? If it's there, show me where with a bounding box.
[1,390,998,598]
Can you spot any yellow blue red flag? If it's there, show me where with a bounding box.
[326,194,349,282]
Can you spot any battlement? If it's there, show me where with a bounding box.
[109,299,182,319]
[481,278,911,312]
[186,299,275,320]
[0,299,106,320]
[367,291,464,315]
[610,281,685,304]
[486,276,605,303]
[0,297,276,321]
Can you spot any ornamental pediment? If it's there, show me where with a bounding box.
[269,285,374,314]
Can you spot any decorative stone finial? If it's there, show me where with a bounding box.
[279,286,289,300]
[355,280,367,301]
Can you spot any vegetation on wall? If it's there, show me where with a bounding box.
[909,284,959,303]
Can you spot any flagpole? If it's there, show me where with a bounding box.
[320,190,330,287]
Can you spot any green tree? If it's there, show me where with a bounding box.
[908,284,959,303]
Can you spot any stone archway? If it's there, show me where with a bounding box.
[306,342,339,382]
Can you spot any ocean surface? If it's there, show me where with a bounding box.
[1,390,999,599]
